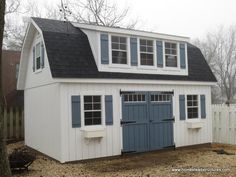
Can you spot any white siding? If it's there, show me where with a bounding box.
[24,83,62,161]
[60,83,212,162]
[24,31,54,89]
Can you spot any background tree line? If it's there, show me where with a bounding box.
[4,0,236,104]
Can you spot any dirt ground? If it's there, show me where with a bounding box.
[7,142,236,177]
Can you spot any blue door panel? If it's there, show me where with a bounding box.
[122,92,174,153]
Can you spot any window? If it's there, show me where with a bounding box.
[124,93,146,103]
[84,96,102,126]
[165,42,177,67]
[111,36,127,64]
[35,43,41,70]
[187,95,198,119]
[140,39,154,66]
[151,94,171,102]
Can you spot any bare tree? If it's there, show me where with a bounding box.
[0,0,12,175]
[194,26,236,103]
[62,0,137,28]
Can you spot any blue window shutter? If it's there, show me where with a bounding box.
[180,43,186,69]
[130,37,138,66]
[179,95,186,120]
[71,96,81,128]
[100,34,109,64]
[201,95,206,118]
[105,95,113,125]
[41,42,45,68]
[33,47,35,72]
[156,41,163,67]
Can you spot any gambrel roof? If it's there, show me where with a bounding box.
[32,17,216,82]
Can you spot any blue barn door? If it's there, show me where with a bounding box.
[121,91,174,153]
[149,92,174,150]
[121,92,149,153]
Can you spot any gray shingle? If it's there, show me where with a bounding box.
[32,17,217,82]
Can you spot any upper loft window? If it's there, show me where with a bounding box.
[140,39,154,66]
[165,42,178,67]
[35,43,41,70]
[111,36,127,64]
[33,41,44,72]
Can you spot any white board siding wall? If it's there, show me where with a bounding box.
[60,83,212,162]
[24,31,54,89]
[24,83,62,161]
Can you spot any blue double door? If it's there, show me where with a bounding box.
[121,91,174,153]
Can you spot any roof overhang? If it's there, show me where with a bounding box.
[72,23,190,42]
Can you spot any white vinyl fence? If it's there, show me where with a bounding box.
[212,104,236,144]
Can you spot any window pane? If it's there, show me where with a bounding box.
[93,118,101,125]
[36,43,40,57]
[93,103,101,110]
[85,118,92,125]
[112,43,119,49]
[111,36,118,42]
[84,104,92,110]
[147,40,153,46]
[140,46,146,52]
[124,95,128,101]
[93,111,101,118]
[142,95,145,101]
[84,96,92,103]
[85,112,92,118]
[120,44,126,50]
[36,57,41,69]
[120,37,126,43]
[93,96,101,102]
[166,56,177,67]
[140,39,146,45]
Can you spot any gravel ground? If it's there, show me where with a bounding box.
[7,142,236,177]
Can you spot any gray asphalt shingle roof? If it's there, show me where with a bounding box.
[32,17,217,82]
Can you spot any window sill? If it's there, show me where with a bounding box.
[186,120,204,129]
[163,67,181,71]
[34,69,42,74]
[82,127,106,138]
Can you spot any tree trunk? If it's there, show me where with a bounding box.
[0,0,12,176]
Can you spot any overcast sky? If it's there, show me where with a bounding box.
[21,0,236,39]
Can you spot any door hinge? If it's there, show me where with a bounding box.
[121,120,136,125]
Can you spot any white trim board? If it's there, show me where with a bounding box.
[54,78,216,86]
[73,23,190,42]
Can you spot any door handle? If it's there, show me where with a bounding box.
[149,120,154,122]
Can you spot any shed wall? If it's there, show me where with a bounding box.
[60,83,212,162]
[24,83,61,161]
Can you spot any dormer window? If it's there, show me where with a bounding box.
[35,43,41,70]
[165,42,178,67]
[111,36,127,64]
[140,39,154,66]
[33,41,45,72]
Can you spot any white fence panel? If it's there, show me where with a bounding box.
[212,104,236,144]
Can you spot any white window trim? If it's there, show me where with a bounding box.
[163,41,180,70]
[80,92,105,130]
[109,34,131,68]
[138,37,156,69]
[150,94,172,103]
[186,94,200,120]
[33,41,43,73]
[99,32,188,75]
